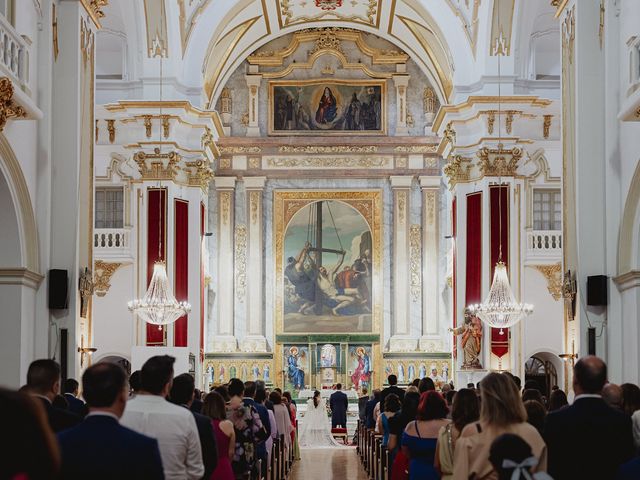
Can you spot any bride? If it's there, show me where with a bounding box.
[298,391,348,448]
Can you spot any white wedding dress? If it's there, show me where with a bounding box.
[298,398,348,449]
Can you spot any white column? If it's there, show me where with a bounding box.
[245,74,261,137]
[419,176,440,349]
[240,176,267,352]
[389,175,416,351]
[393,75,410,136]
[213,177,237,352]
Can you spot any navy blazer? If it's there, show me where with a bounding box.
[37,397,81,433]
[330,391,348,428]
[64,393,88,417]
[58,414,164,480]
[189,408,218,479]
[364,398,379,429]
[544,396,634,480]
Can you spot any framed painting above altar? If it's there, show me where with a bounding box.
[268,79,386,135]
[274,190,382,335]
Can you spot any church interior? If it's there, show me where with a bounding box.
[1,0,640,478]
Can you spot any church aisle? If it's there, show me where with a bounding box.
[290,448,367,480]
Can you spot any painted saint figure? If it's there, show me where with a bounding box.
[263,364,270,383]
[315,87,338,124]
[287,346,305,390]
[206,364,214,388]
[252,364,260,380]
[344,92,362,130]
[419,363,427,379]
[449,308,483,369]
[408,364,416,382]
[350,347,371,391]
[397,363,405,383]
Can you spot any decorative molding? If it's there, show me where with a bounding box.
[143,0,168,57]
[106,119,115,143]
[543,115,553,139]
[93,260,122,297]
[489,0,515,56]
[277,2,380,27]
[52,4,59,61]
[0,78,26,131]
[235,224,247,302]
[184,159,214,192]
[613,270,640,292]
[397,191,407,224]
[443,155,471,189]
[505,110,518,135]
[177,0,212,55]
[79,0,108,29]
[487,110,496,135]
[477,144,523,177]
[220,191,231,225]
[162,115,170,138]
[80,17,95,66]
[0,268,44,289]
[144,115,152,138]
[279,145,377,154]
[443,122,456,146]
[425,190,436,224]
[219,146,262,154]
[533,263,562,301]
[133,148,180,181]
[250,191,260,224]
[409,224,421,303]
[599,0,605,50]
[394,145,438,153]
[265,156,391,168]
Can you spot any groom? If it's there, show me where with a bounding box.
[329,383,348,428]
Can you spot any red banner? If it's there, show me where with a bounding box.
[147,189,166,345]
[465,192,483,305]
[490,185,510,358]
[174,200,189,347]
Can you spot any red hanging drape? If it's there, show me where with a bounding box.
[146,188,167,345]
[490,185,510,359]
[174,199,189,347]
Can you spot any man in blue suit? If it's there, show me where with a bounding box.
[63,378,88,417]
[58,362,164,479]
[330,383,349,428]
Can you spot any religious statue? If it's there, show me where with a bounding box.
[263,364,270,383]
[397,363,405,383]
[419,363,427,379]
[206,364,214,388]
[218,364,226,383]
[350,347,370,391]
[79,267,94,319]
[449,308,483,369]
[408,364,416,382]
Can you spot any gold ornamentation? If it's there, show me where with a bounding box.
[505,110,518,135]
[423,87,437,114]
[79,267,94,319]
[425,190,436,224]
[144,115,152,138]
[543,115,553,139]
[53,4,59,60]
[133,148,180,180]
[425,157,439,169]
[443,122,456,146]
[162,116,170,138]
[201,126,214,149]
[279,2,378,27]
[397,191,407,224]
[219,146,262,154]
[79,0,108,28]
[106,119,116,143]
[219,158,231,169]
[235,224,247,301]
[599,0,605,50]
[477,144,523,177]
[443,155,472,189]
[396,157,407,168]
[250,191,260,224]
[279,145,377,154]
[249,157,261,169]
[220,87,232,114]
[266,156,390,168]
[240,111,249,126]
[93,260,122,297]
[487,110,496,135]
[185,159,214,192]
[407,113,415,128]
[533,263,562,301]
[220,191,231,225]
[0,78,26,132]
[80,18,95,66]
[321,64,335,75]
[409,224,421,303]
[394,145,438,153]
[562,7,575,64]
[309,28,343,52]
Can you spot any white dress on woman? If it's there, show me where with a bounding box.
[298,398,348,449]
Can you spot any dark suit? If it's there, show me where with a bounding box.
[330,390,348,428]
[358,395,369,421]
[36,397,81,433]
[182,405,218,479]
[58,414,164,479]
[64,393,88,417]
[544,396,634,480]
[617,457,640,480]
[379,385,405,409]
[364,398,379,429]
[190,398,203,414]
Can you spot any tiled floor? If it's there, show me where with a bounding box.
[290,447,368,480]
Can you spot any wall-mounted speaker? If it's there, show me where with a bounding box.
[48,269,68,309]
[587,275,608,307]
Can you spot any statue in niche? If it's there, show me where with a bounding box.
[423,87,438,125]
[263,364,270,382]
[206,364,214,387]
[449,308,483,369]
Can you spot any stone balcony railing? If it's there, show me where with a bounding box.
[94,228,133,260]
[0,13,28,92]
[526,230,562,259]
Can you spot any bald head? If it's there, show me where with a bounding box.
[573,356,607,395]
[602,383,623,410]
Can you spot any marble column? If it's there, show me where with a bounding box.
[240,177,268,352]
[213,176,237,352]
[393,75,410,135]
[245,74,261,137]
[419,176,441,349]
[389,176,416,351]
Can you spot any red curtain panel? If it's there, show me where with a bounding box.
[174,199,189,347]
[146,188,167,345]
[490,185,510,358]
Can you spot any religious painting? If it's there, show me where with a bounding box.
[204,358,275,388]
[275,191,382,334]
[283,345,310,391]
[269,80,386,135]
[348,345,372,392]
[382,358,453,389]
[320,344,338,367]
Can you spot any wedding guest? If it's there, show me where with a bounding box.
[602,383,624,411]
[129,370,142,397]
[453,373,547,479]
[170,373,218,479]
[270,390,293,456]
[376,393,401,448]
[63,378,88,417]
[58,363,163,479]
[618,456,640,480]
[418,377,435,394]
[401,391,450,480]
[524,400,546,436]
[282,391,299,459]
[620,383,640,417]
[544,356,634,479]
[121,355,204,480]
[358,387,369,421]
[255,388,277,468]
[436,388,479,480]
[52,394,69,410]
[547,389,568,412]
[203,391,235,480]
[26,359,81,432]
[389,391,420,480]
[0,388,60,480]
[381,375,405,406]
[243,381,270,478]
[522,389,545,407]
[214,385,230,402]
[489,434,552,480]
[191,389,204,414]
[227,378,267,479]
[365,389,381,429]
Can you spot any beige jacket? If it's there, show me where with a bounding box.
[452,421,547,480]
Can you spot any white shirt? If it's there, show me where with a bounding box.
[121,394,203,480]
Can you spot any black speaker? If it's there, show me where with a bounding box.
[588,327,596,356]
[48,269,68,309]
[587,275,608,306]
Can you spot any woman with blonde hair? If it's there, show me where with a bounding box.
[453,373,547,480]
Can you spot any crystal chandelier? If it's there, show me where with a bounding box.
[466,0,532,334]
[128,3,190,329]
[128,262,191,328]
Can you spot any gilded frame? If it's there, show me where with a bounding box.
[268,79,387,136]
[274,190,383,336]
